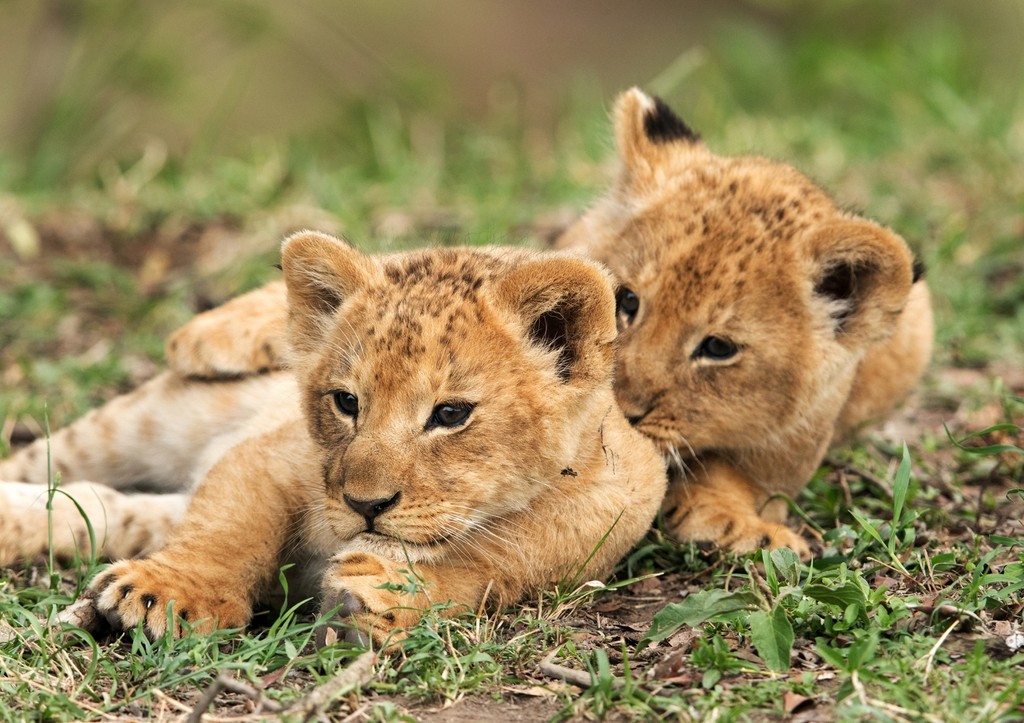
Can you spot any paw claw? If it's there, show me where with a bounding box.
[695,540,717,555]
[83,559,248,638]
[316,591,369,649]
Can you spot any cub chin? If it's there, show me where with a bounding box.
[555,89,933,556]
[70,233,666,646]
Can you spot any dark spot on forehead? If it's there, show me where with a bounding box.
[379,250,498,308]
[350,250,509,376]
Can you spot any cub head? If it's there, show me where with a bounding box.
[281,231,618,562]
[556,89,917,462]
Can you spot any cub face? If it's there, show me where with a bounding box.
[557,89,918,473]
[281,232,619,564]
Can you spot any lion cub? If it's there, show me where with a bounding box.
[1,90,932,562]
[555,89,933,555]
[34,233,664,643]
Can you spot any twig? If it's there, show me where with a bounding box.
[187,651,376,722]
[747,563,775,602]
[188,674,283,723]
[538,652,594,689]
[288,649,377,720]
[914,619,960,682]
[836,468,854,510]
[475,578,494,620]
[905,602,989,632]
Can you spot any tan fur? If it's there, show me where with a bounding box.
[166,281,289,379]
[73,234,665,644]
[554,89,933,555]
[0,482,188,565]
[0,372,292,491]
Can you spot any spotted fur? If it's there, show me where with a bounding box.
[555,89,933,555]
[5,234,665,645]
[153,91,932,558]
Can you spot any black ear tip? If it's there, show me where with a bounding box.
[911,258,926,283]
[644,96,700,144]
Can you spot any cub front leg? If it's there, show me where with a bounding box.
[88,552,251,637]
[0,481,187,567]
[316,552,484,649]
[662,459,810,558]
[78,421,313,638]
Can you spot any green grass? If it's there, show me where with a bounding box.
[2,8,1023,722]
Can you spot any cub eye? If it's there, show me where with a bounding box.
[428,402,474,429]
[694,336,738,361]
[615,286,640,322]
[331,391,359,417]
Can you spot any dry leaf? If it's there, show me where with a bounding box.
[784,691,813,714]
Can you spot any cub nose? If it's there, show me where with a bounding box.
[343,491,401,527]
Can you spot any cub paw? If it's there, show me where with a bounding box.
[86,558,250,638]
[664,499,811,559]
[315,552,425,650]
[165,305,287,379]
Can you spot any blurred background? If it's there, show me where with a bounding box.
[1,0,1021,179]
[0,0,1022,431]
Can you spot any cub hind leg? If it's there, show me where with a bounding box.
[0,372,293,567]
[0,481,188,566]
[835,281,934,439]
[0,371,292,492]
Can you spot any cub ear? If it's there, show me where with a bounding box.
[280,230,376,356]
[613,87,702,186]
[495,254,618,387]
[806,220,915,347]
